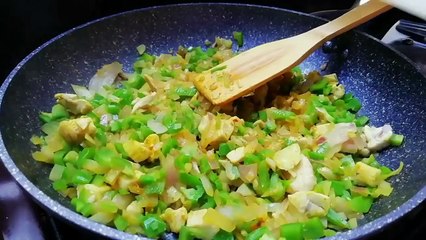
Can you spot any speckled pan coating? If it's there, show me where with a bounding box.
[0,3,425,240]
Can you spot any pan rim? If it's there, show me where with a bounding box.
[0,3,425,240]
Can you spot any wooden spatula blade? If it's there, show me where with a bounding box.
[194,0,392,105]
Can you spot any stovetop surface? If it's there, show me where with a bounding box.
[1,1,425,240]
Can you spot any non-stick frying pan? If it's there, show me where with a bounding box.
[0,3,425,240]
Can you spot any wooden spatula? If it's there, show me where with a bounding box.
[193,0,392,105]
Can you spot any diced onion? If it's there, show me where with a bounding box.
[71,84,93,99]
[49,164,65,181]
[88,62,122,95]
[147,119,168,134]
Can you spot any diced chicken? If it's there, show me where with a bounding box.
[363,124,393,152]
[131,92,156,113]
[273,143,301,171]
[58,117,96,144]
[288,191,330,217]
[55,93,94,115]
[226,147,245,163]
[198,112,234,149]
[161,207,188,233]
[354,162,381,187]
[288,155,316,193]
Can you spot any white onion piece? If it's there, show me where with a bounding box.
[238,164,258,183]
[200,175,214,196]
[147,119,168,134]
[71,84,93,99]
[88,62,122,96]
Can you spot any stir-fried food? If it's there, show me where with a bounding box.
[31,35,404,239]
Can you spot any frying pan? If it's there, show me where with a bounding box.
[0,3,425,240]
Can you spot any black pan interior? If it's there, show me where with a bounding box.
[0,3,425,240]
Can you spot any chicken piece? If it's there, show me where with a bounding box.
[288,155,316,193]
[122,140,151,162]
[55,93,94,115]
[363,124,393,152]
[131,92,156,113]
[354,162,381,187]
[198,112,234,149]
[288,191,330,217]
[226,147,245,163]
[273,143,301,171]
[161,207,188,233]
[58,117,96,144]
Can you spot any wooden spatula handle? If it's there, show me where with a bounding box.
[312,0,392,41]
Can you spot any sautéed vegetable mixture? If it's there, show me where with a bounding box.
[31,35,404,239]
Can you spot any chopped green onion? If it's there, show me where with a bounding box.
[389,134,404,146]
[180,172,201,187]
[326,209,349,229]
[218,143,232,158]
[349,196,373,213]
[162,138,179,156]
[280,223,303,240]
[140,214,167,238]
[114,215,129,231]
[247,226,268,240]
[233,31,244,47]
[175,87,198,98]
[355,116,369,127]
[303,218,325,239]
